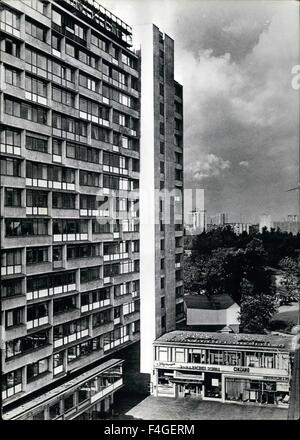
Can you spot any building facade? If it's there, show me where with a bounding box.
[1,0,141,419]
[153,331,292,407]
[138,24,184,374]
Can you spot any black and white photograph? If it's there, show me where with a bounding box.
[0,0,299,427]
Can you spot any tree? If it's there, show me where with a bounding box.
[279,257,300,303]
[239,279,278,333]
[183,256,204,293]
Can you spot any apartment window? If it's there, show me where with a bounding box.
[26,134,48,153]
[53,219,88,235]
[49,402,61,420]
[93,309,111,327]
[1,128,21,154]
[53,351,64,373]
[2,369,22,400]
[5,66,20,86]
[160,123,165,135]
[5,98,48,125]
[25,47,49,79]
[51,60,75,85]
[26,247,48,265]
[25,75,47,98]
[160,84,164,96]
[161,239,165,250]
[25,18,47,42]
[52,85,75,107]
[48,165,75,184]
[53,317,88,341]
[1,248,22,270]
[1,7,20,33]
[160,278,165,289]
[52,192,76,209]
[67,337,101,363]
[53,296,76,315]
[64,394,75,412]
[28,0,48,15]
[79,97,109,121]
[5,219,48,237]
[161,297,165,309]
[121,52,137,69]
[1,279,22,298]
[6,330,49,358]
[91,125,110,142]
[52,9,62,26]
[79,170,100,187]
[80,267,100,283]
[66,142,99,164]
[63,15,86,41]
[52,113,87,137]
[91,32,108,52]
[79,72,96,91]
[67,243,100,260]
[5,188,21,207]
[27,271,76,295]
[52,34,61,51]
[3,38,20,57]
[27,358,49,382]
[66,43,97,68]
[27,302,48,321]
[26,190,48,208]
[92,220,111,234]
[5,307,23,328]
[103,151,129,172]
[160,259,165,270]
[123,301,137,316]
[103,325,130,351]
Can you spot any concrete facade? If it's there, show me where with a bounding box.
[139,24,184,374]
[1,0,141,419]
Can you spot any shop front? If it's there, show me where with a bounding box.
[224,376,290,406]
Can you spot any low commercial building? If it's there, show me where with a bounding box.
[152,331,292,407]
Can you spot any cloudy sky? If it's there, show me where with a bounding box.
[101,0,299,223]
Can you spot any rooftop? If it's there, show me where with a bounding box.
[155,330,292,350]
[57,0,133,47]
[184,293,237,310]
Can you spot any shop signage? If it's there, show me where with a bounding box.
[154,361,288,377]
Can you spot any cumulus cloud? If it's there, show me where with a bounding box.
[187,154,230,181]
[239,161,250,168]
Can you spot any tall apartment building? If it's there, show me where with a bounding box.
[138,24,184,375]
[1,0,141,420]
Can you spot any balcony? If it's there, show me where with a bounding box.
[27,316,49,330]
[26,283,77,301]
[3,345,53,374]
[26,207,48,216]
[1,265,22,277]
[53,233,88,242]
[80,209,109,217]
[54,329,89,348]
[53,308,81,326]
[103,335,130,352]
[81,299,111,313]
[26,178,75,191]
[0,143,21,156]
[103,252,129,262]
[4,324,27,341]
